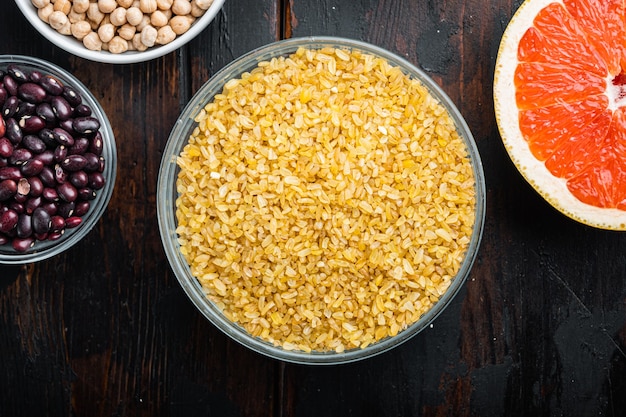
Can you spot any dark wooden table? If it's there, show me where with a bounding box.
[2,0,626,415]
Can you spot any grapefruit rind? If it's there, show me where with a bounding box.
[494,0,626,230]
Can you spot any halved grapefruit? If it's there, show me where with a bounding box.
[494,0,626,230]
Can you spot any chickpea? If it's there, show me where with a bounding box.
[139,0,158,14]
[87,3,105,26]
[82,32,103,51]
[190,2,204,18]
[156,0,174,10]
[109,7,128,26]
[70,20,92,40]
[97,23,116,43]
[156,25,176,45]
[31,0,50,9]
[150,10,169,27]
[192,0,213,10]
[68,8,86,24]
[135,15,151,32]
[48,10,69,30]
[53,0,71,15]
[97,0,117,14]
[132,33,149,51]
[37,4,54,23]
[108,36,129,54]
[140,24,158,47]
[171,0,191,16]
[126,7,144,26]
[169,15,194,35]
[72,0,90,14]
[57,20,72,36]
[35,0,211,56]
[118,24,137,41]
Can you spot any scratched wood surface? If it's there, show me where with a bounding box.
[1,0,626,416]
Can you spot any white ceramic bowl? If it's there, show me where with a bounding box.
[157,37,486,364]
[14,0,226,64]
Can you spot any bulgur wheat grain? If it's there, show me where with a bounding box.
[175,46,477,353]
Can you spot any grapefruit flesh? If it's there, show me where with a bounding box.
[494,0,626,229]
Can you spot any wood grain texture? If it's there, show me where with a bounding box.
[1,0,626,415]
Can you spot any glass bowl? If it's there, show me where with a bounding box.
[157,36,485,364]
[14,0,226,64]
[0,55,117,264]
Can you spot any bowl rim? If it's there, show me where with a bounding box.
[157,36,486,364]
[13,0,226,64]
[0,54,117,264]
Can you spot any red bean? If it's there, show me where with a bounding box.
[50,215,65,232]
[3,75,18,96]
[22,134,47,154]
[27,176,43,197]
[47,230,64,241]
[34,149,54,165]
[42,187,59,202]
[12,236,35,252]
[78,187,96,201]
[9,201,24,214]
[54,164,67,183]
[0,179,17,201]
[25,196,42,215]
[53,145,67,163]
[69,171,88,188]
[5,117,22,144]
[39,201,57,216]
[0,208,18,233]
[61,154,87,171]
[74,201,90,217]
[32,207,51,235]
[65,216,82,228]
[0,87,7,109]
[21,158,44,176]
[51,96,72,120]
[0,63,107,252]
[83,153,101,172]
[62,86,82,107]
[36,102,56,125]
[0,137,13,158]
[73,104,92,117]
[89,132,103,155]
[16,214,32,238]
[57,182,77,202]
[57,201,74,218]
[9,148,32,165]
[2,96,19,118]
[39,166,55,187]
[16,102,37,118]
[68,137,89,155]
[73,117,100,135]
[20,115,46,134]
[0,166,21,181]
[39,75,64,95]
[52,127,74,146]
[88,172,106,190]
[7,65,28,83]
[18,82,47,103]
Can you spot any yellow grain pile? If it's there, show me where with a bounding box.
[175,46,476,353]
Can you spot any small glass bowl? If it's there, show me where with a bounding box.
[157,36,486,364]
[14,0,226,64]
[0,55,117,264]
